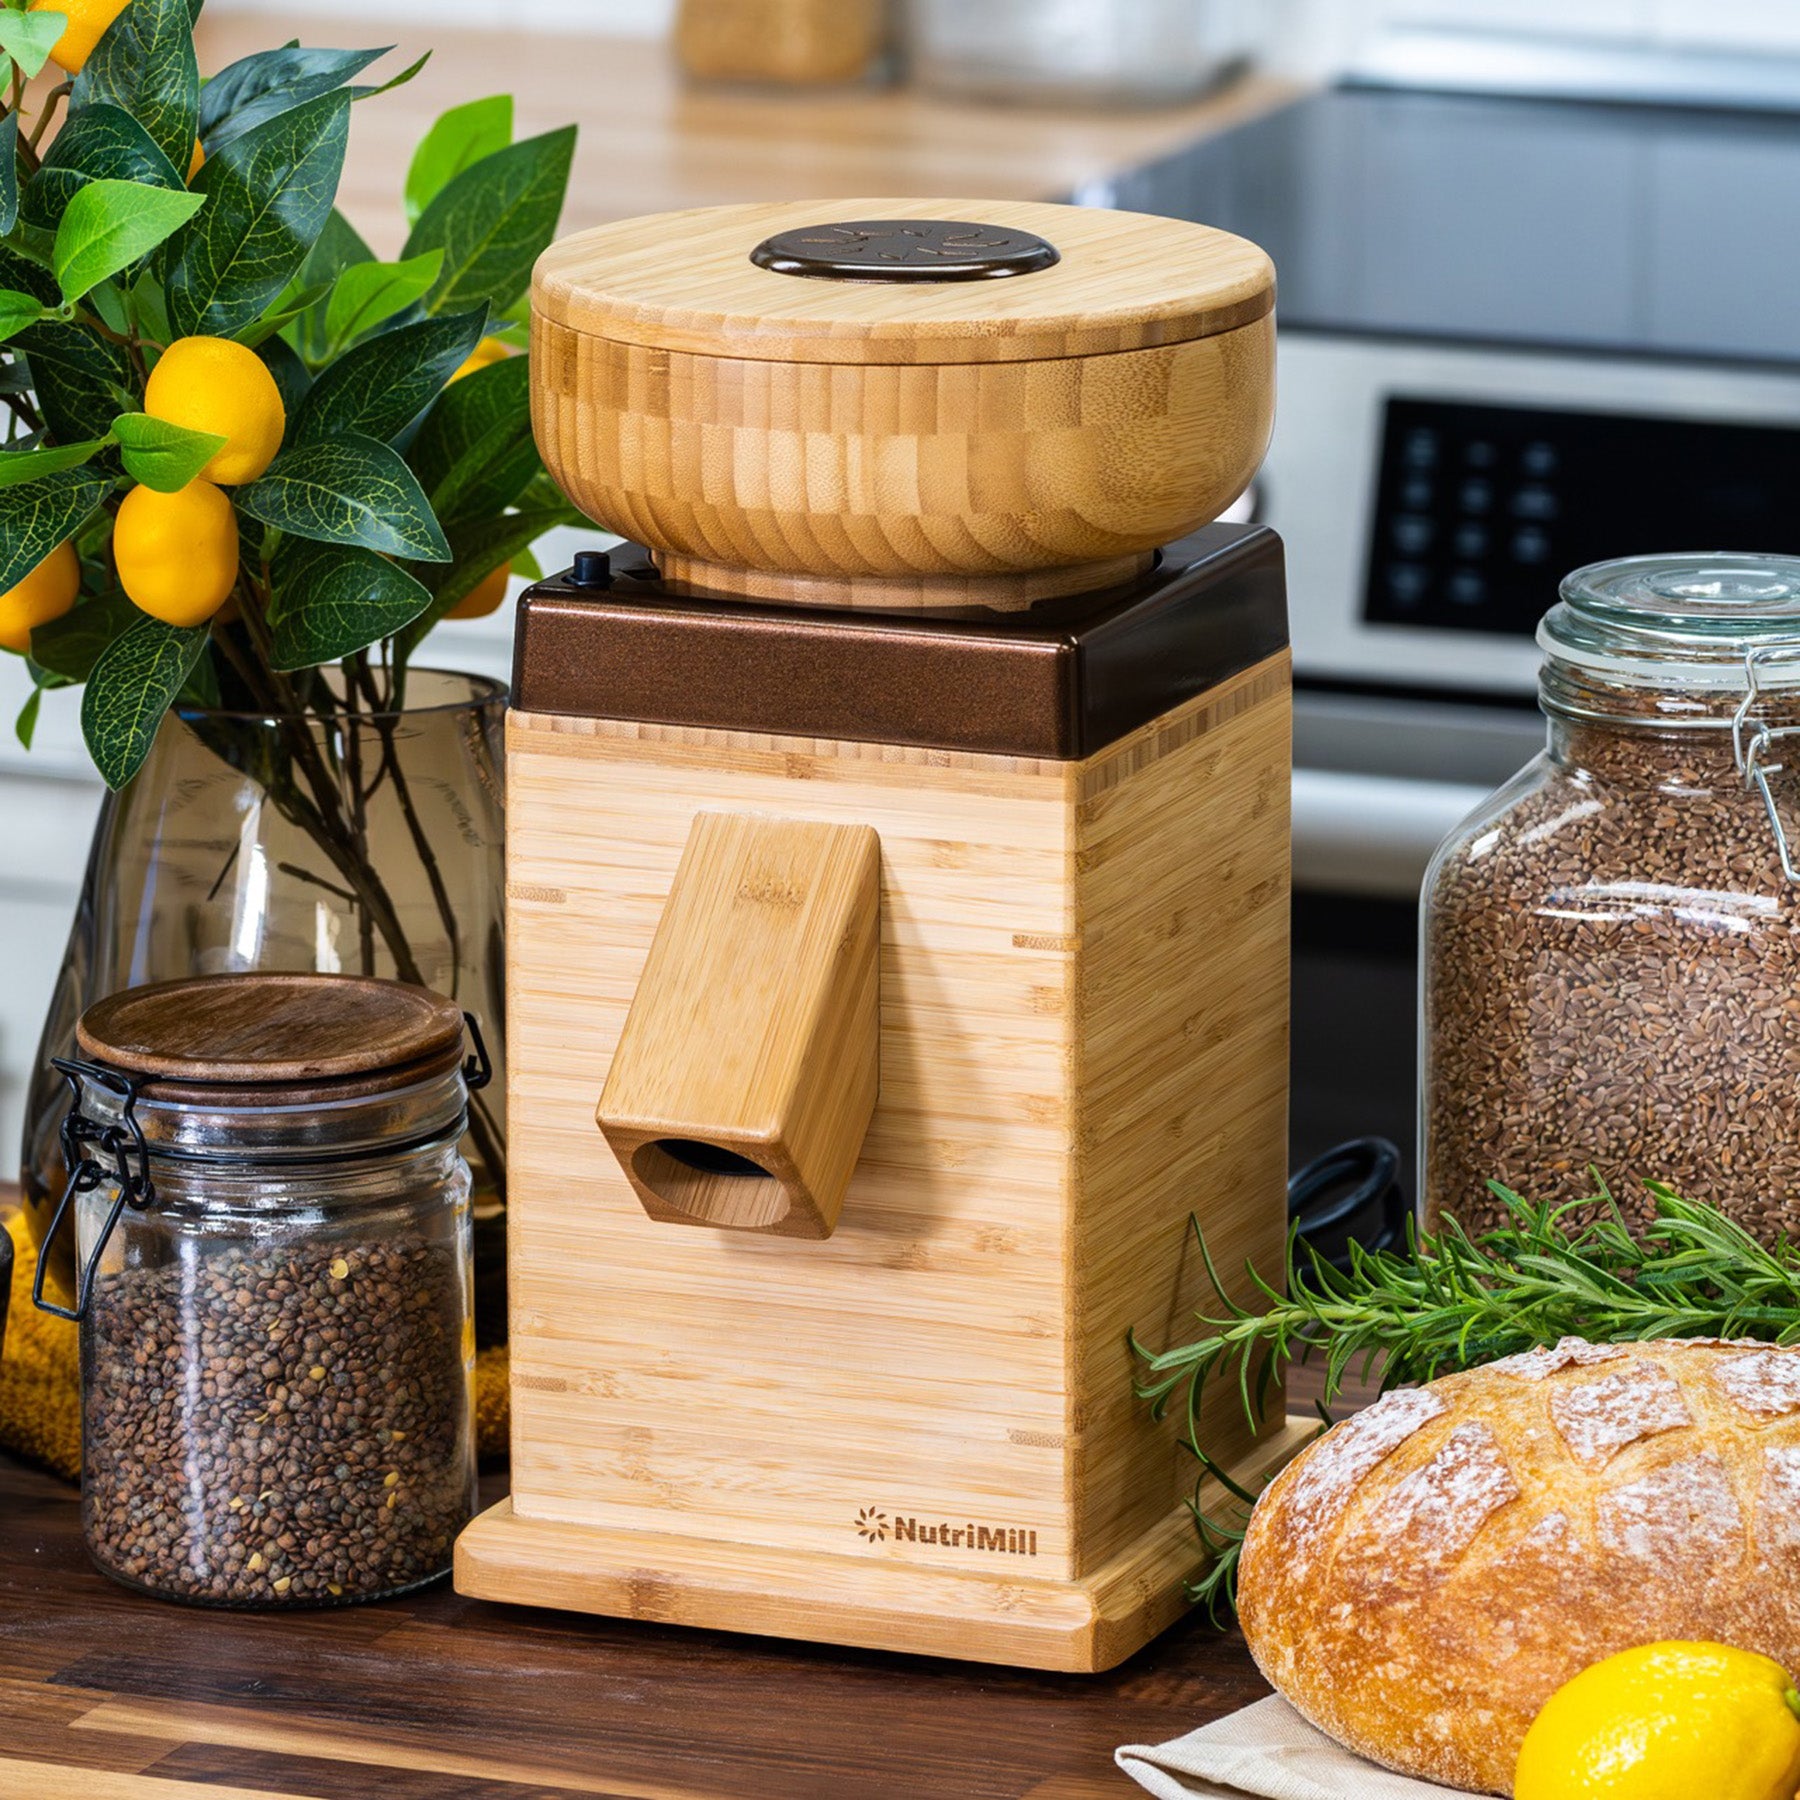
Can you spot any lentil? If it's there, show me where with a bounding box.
[82,1232,472,1605]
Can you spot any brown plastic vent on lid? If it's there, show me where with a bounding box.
[529,197,1276,606]
[76,972,466,1086]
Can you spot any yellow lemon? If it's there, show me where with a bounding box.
[31,0,130,74]
[143,337,285,486]
[113,481,239,628]
[450,336,510,384]
[0,539,80,654]
[1515,1642,1800,1800]
[187,138,204,182]
[446,561,510,620]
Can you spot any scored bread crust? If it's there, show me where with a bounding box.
[1237,1337,1800,1796]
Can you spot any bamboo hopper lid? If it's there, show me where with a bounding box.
[531,197,1275,366]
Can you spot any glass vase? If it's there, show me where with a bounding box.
[19,669,509,1343]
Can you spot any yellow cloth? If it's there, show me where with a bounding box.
[0,1211,510,1480]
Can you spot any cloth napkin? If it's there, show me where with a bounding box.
[1117,1696,1475,1800]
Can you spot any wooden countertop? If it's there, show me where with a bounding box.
[2,1453,1272,1800]
[192,16,1300,255]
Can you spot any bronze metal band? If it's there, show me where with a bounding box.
[510,522,1288,762]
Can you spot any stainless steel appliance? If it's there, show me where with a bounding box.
[1091,77,1800,1184]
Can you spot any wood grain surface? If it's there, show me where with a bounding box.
[597,811,881,1237]
[479,656,1291,1669]
[0,1451,1277,1800]
[532,200,1274,363]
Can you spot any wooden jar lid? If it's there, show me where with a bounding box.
[77,973,466,1087]
[531,197,1274,366]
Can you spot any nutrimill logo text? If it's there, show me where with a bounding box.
[854,1506,1037,1556]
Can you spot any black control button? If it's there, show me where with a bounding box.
[1386,563,1430,605]
[569,549,613,588]
[1392,514,1434,555]
[1512,487,1559,521]
[1464,439,1497,468]
[1403,430,1439,469]
[1454,522,1488,559]
[1448,569,1486,606]
[1521,440,1558,477]
[1512,526,1550,563]
[1400,476,1434,510]
[1459,478,1493,514]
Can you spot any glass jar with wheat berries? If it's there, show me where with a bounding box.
[36,972,483,1608]
[1423,553,1800,1242]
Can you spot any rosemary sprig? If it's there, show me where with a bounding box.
[1132,1177,1800,1622]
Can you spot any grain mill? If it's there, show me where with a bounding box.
[455,198,1300,1670]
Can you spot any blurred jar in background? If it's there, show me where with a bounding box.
[675,0,889,86]
[910,0,1251,107]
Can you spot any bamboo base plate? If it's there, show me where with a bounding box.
[456,1415,1314,1672]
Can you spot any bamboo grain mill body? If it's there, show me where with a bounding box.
[455,199,1301,1671]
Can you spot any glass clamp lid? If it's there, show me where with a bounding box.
[1541,552,1800,691]
[1542,551,1800,887]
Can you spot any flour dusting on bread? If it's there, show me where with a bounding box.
[1364,1422,1519,1565]
[1275,1385,1447,1564]
[1488,1336,1630,1381]
[1713,1347,1800,1420]
[1550,1358,1691,1467]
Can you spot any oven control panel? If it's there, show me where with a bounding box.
[1363,396,1800,636]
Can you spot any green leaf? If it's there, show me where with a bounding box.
[71,0,200,173]
[256,331,311,417]
[293,306,484,448]
[350,49,429,105]
[52,179,204,304]
[267,538,431,669]
[0,10,68,79]
[322,248,442,349]
[23,105,185,233]
[408,352,538,524]
[0,111,18,239]
[112,412,227,492]
[404,94,511,227]
[0,286,42,345]
[397,501,573,660]
[0,468,110,597]
[236,435,451,561]
[27,589,137,682]
[14,684,41,749]
[403,125,574,318]
[81,615,209,789]
[233,277,330,348]
[286,205,370,361]
[199,44,390,149]
[14,321,130,441]
[0,434,105,487]
[165,89,350,340]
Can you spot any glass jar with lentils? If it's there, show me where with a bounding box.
[1423,553,1800,1240]
[36,972,482,1606]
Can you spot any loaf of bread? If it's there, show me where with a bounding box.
[1238,1337,1800,1795]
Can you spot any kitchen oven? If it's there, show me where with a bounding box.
[1093,73,1800,1191]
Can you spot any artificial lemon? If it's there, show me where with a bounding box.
[450,336,510,383]
[113,481,239,628]
[31,0,130,74]
[143,337,285,485]
[1515,1641,1800,1800]
[446,561,510,620]
[0,539,80,654]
